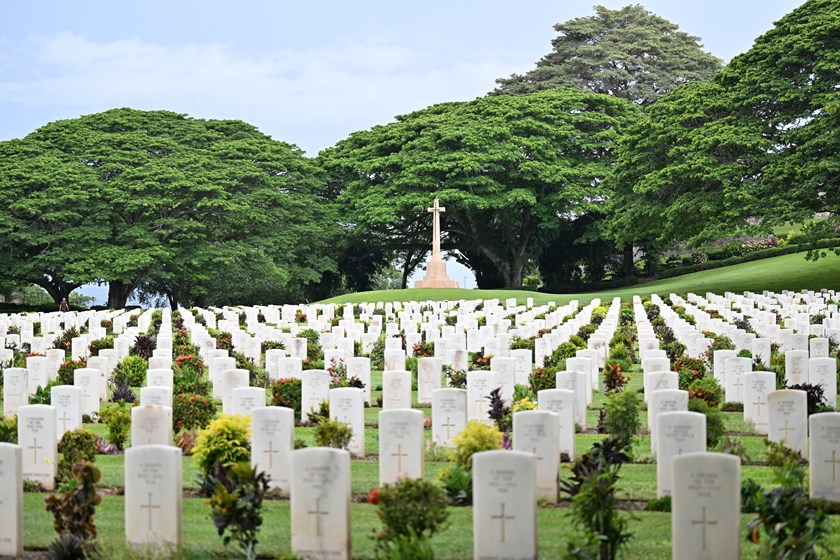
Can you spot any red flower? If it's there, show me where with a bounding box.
[368,488,379,505]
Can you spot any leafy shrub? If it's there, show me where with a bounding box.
[509,336,534,351]
[216,331,233,351]
[721,401,744,412]
[715,436,751,463]
[29,379,61,405]
[193,414,252,479]
[115,355,147,387]
[688,398,724,447]
[439,466,472,506]
[175,354,206,376]
[0,417,17,443]
[174,429,200,455]
[448,421,503,471]
[576,323,598,342]
[99,402,132,450]
[207,462,269,560]
[173,366,211,397]
[57,359,87,386]
[369,335,386,370]
[785,383,826,415]
[268,378,302,423]
[603,364,632,394]
[232,352,269,388]
[87,337,113,355]
[748,461,827,558]
[544,342,578,369]
[297,328,323,364]
[56,429,98,483]
[374,477,449,556]
[674,356,707,390]
[313,417,353,449]
[560,438,632,560]
[52,328,80,352]
[486,387,511,433]
[129,334,156,359]
[261,340,286,355]
[528,367,557,394]
[687,377,723,408]
[173,393,216,432]
[603,390,641,452]
[444,365,467,389]
[766,439,806,467]
[45,462,101,559]
[741,478,763,513]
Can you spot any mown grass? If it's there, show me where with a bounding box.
[320,250,840,306]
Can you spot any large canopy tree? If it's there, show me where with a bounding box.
[607,0,840,253]
[0,109,338,307]
[492,4,723,106]
[320,89,638,288]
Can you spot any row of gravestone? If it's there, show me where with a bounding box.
[8,436,836,560]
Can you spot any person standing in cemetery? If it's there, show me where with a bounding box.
[59,298,69,312]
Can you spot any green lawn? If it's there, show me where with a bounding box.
[320,250,840,306]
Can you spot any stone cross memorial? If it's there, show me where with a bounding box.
[413,198,458,288]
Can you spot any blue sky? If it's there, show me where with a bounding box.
[0,0,806,296]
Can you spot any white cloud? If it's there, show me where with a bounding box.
[0,33,519,154]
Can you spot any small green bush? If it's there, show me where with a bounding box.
[439,466,472,506]
[544,342,578,369]
[57,359,87,386]
[602,390,641,452]
[687,398,724,447]
[268,378,303,423]
[207,462,270,560]
[0,417,17,443]
[57,429,98,483]
[313,417,353,450]
[115,355,147,387]
[374,477,449,555]
[99,402,132,450]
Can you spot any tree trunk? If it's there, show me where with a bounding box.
[107,280,135,309]
[619,244,635,278]
[34,277,80,305]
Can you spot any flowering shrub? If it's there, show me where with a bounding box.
[413,342,433,357]
[173,393,216,432]
[529,367,557,394]
[175,429,200,455]
[470,351,492,370]
[268,378,302,422]
[674,356,707,390]
[688,377,723,408]
[176,354,206,376]
[57,359,88,386]
[216,331,233,351]
[326,358,364,389]
[512,396,537,413]
[444,365,467,389]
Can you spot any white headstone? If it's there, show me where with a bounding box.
[379,409,424,486]
[656,411,706,497]
[17,404,57,490]
[124,445,182,547]
[809,357,837,409]
[3,368,27,418]
[785,350,809,385]
[556,370,587,429]
[431,388,467,447]
[537,388,576,461]
[466,371,497,423]
[329,388,365,458]
[512,410,560,503]
[232,387,267,416]
[381,370,412,410]
[743,371,775,435]
[768,389,808,457]
[472,450,536,560]
[221,369,250,415]
[0,443,23,555]
[74,368,100,416]
[290,448,351,560]
[130,405,173,447]
[301,370,330,423]
[51,385,82,441]
[671,453,741,560]
[251,406,294,495]
[809,412,840,501]
[649,389,689,453]
[416,357,442,404]
[724,357,751,403]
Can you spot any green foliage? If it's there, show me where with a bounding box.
[313,417,353,450]
[56,429,98,484]
[687,398,724,448]
[172,393,216,432]
[44,462,101,559]
[193,414,252,478]
[493,4,721,104]
[29,378,61,405]
[369,334,386,370]
[448,421,503,471]
[374,477,449,555]
[52,329,79,352]
[0,416,17,443]
[115,355,147,387]
[298,329,324,366]
[438,466,472,506]
[766,439,807,468]
[98,402,132,450]
[207,462,270,560]
[602,391,641,452]
[129,334,156,359]
[374,529,435,560]
[57,359,87,386]
[741,478,764,514]
[268,378,303,423]
[747,460,828,559]
[785,382,827,415]
[715,436,752,464]
[560,438,633,560]
[231,352,269,388]
[486,387,511,433]
[687,376,723,409]
[603,364,632,395]
[528,368,557,394]
[173,358,211,397]
[543,342,578,369]
[87,337,113,355]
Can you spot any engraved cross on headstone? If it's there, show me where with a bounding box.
[29,438,42,463]
[441,417,456,440]
[392,444,408,473]
[752,397,765,417]
[826,450,840,482]
[491,502,515,544]
[263,440,278,470]
[691,506,717,551]
[780,420,795,444]
[141,492,160,531]
[308,498,329,538]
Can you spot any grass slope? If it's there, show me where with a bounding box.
[321,251,840,305]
